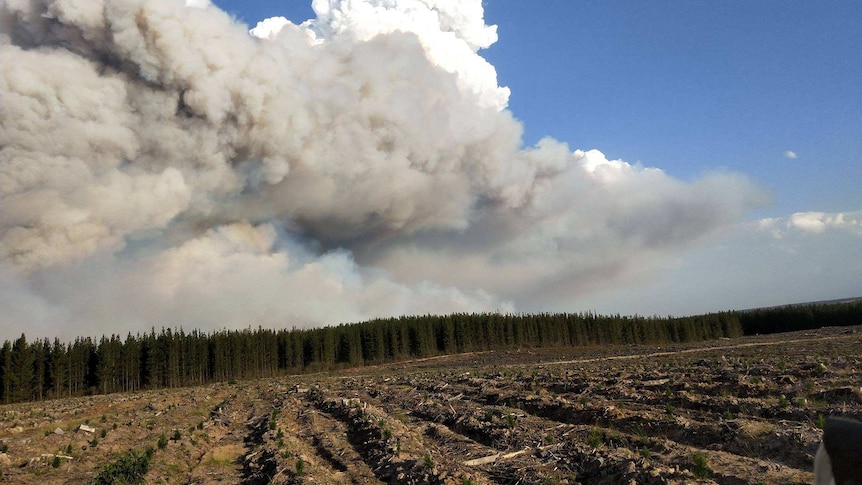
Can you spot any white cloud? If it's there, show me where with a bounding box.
[758,211,862,237]
[249,16,292,39]
[185,0,211,8]
[784,150,798,159]
[790,211,862,235]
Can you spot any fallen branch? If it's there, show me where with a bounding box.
[41,453,73,460]
[464,448,530,466]
[464,453,500,466]
[501,449,530,460]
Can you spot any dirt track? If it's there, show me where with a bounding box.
[1,326,859,484]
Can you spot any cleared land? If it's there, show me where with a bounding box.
[0,326,859,484]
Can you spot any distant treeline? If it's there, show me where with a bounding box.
[0,300,859,405]
[737,300,862,335]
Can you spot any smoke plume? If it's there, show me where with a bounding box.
[0,0,764,340]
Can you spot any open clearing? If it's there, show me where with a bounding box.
[1,326,859,484]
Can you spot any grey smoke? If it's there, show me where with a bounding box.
[0,0,765,341]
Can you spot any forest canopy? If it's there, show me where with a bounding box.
[0,301,859,405]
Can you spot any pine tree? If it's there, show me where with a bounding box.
[0,341,11,404]
[10,334,35,402]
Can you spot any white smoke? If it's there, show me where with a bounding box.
[0,0,764,340]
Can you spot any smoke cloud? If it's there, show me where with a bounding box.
[0,0,764,340]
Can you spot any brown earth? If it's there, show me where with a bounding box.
[0,325,859,484]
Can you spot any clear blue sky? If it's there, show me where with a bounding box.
[215,0,862,219]
[481,2,862,219]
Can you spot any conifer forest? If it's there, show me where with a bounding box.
[1,301,859,405]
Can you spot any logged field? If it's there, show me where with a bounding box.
[0,326,860,484]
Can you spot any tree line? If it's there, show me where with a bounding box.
[0,300,858,405]
[737,299,862,335]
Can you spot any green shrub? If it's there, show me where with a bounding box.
[691,452,711,479]
[423,452,434,469]
[665,403,674,417]
[90,448,151,485]
[295,458,305,476]
[269,409,279,431]
[504,413,516,429]
[157,434,168,450]
[587,428,604,447]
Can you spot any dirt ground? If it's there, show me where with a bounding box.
[0,325,859,484]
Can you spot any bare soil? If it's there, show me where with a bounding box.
[1,326,859,484]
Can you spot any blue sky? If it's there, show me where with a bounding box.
[215,1,862,219]
[481,2,862,219]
